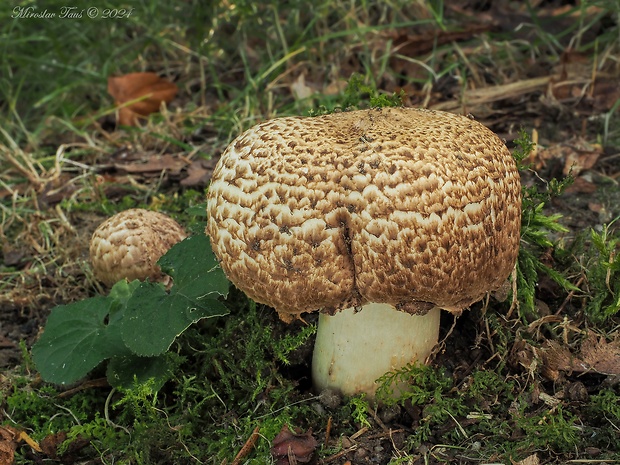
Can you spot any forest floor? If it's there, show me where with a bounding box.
[1,1,620,464]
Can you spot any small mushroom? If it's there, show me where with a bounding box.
[89,208,186,286]
[207,107,521,398]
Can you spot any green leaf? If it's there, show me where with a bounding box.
[158,234,229,298]
[32,295,132,385]
[106,354,176,390]
[121,283,229,356]
[120,235,230,356]
[109,278,142,304]
[32,235,230,385]
[185,204,207,217]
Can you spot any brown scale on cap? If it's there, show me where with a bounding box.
[207,108,521,322]
[90,208,186,287]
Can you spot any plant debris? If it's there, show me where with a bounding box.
[107,72,178,126]
[270,426,318,465]
[541,332,620,380]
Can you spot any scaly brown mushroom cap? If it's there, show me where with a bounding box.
[207,108,521,322]
[90,208,186,286]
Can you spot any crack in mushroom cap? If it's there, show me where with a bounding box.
[207,108,521,322]
[90,208,187,286]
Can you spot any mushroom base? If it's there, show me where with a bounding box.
[312,303,441,399]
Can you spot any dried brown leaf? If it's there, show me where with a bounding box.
[390,24,495,58]
[562,146,602,176]
[0,427,16,465]
[513,453,540,465]
[534,138,602,176]
[40,431,67,459]
[540,333,620,380]
[290,74,315,100]
[271,426,318,464]
[564,176,597,195]
[40,430,89,461]
[591,78,620,112]
[180,158,218,187]
[540,341,574,381]
[114,154,188,175]
[0,425,43,465]
[580,335,620,375]
[107,72,178,126]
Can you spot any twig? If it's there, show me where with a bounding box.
[430,76,553,112]
[231,425,260,465]
[56,378,109,398]
[429,314,457,361]
[324,416,332,449]
[507,266,519,319]
[555,276,584,315]
[365,428,405,440]
[322,445,358,463]
[367,408,388,432]
[349,426,368,440]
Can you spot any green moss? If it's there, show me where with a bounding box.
[3,377,129,463]
[346,395,372,428]
[309,72,405,115]
[377,364,467,444]
[513,403,580,453]
[159,298,319,462]
[513,130,579,320]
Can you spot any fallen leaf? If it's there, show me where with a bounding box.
[271,426,318,465]
[390,24,495,60]
[107,72,178,126]
[180,158,218,187]
[540,332,620,380]
[40,431,89,461]
[40,431,67,459]
[514,453,540,465]
[562,146,602,176]
[539,342,570,381]
[591,77,620,112]
[534,138,602,176]
[323,78,347,96]
[588,202,605,213]
[0,427,16,465]
[290,73,315,100]
[564,176,597,195]
[0,425,43,465]
[580,335,620,375]
[114,154,188,176]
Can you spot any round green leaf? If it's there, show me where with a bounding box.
[32,296,132,385]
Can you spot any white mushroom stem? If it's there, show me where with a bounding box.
[312,303,441,398]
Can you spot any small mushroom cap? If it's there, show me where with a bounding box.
[207,108,521,321]
[89,208,186,286]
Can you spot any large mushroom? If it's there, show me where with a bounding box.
[90,208,186,287]
[207,107,521,398]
